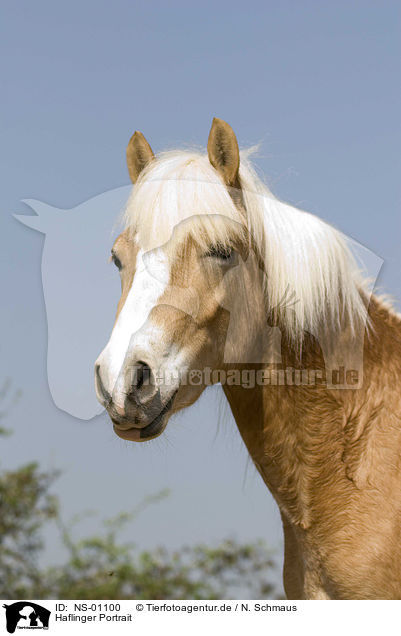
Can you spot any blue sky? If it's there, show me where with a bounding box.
[1,1,400,593]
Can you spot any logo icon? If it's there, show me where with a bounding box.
[2,603,51,633]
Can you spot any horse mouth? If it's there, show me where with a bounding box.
[112,391,178,442]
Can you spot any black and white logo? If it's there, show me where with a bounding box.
[2,602,51,633]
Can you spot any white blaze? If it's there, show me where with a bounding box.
[97,247,169,406]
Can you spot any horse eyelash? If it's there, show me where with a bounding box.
[203,244,233,260]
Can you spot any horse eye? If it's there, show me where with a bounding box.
[111,253,122,270]
[204,244,233,261]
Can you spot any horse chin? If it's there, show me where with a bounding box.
[112,418,168,442]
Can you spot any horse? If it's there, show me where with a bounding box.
[95,117,401,599]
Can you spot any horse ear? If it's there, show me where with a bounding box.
[126,131,155,183]
[207,117,240,187]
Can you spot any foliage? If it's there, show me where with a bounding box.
[41,511,277,599]
[0,462,58,598]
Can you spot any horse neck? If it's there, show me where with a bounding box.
[223,295,401,533]
[222,327,372,531]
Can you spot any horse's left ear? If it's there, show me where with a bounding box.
[207,117,240,187]
[126,131,155,183]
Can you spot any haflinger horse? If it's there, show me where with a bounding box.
[95,118,401,600]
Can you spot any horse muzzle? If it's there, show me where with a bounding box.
[95,358,178,442]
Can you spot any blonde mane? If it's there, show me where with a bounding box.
[124,149,368,343]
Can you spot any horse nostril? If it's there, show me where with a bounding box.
[125,361,155,406]
[134,360,152,390]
